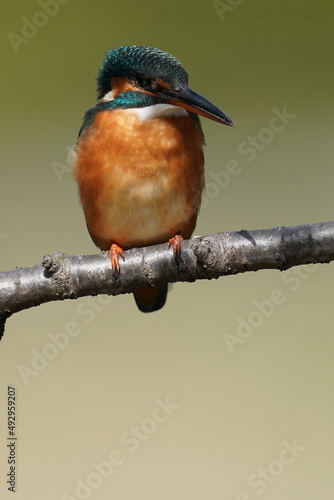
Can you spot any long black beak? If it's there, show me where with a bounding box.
[158,83,234,126]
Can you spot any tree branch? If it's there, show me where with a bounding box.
[1,221,334,338]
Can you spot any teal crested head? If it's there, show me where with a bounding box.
[95,45,234,127]
[97,45,188,98]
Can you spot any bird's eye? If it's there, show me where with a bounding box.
[135,73,156,91]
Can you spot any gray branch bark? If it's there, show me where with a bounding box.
[1,221,334,339]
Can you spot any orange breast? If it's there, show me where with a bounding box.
[74,108,205,250]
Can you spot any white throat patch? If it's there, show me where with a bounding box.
[101,91,188,120]
[127,103,188,121]
[102,90,115,102]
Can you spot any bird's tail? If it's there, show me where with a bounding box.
[133,284,168,313]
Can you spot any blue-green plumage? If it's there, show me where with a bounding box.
[79,92,202,138]
[79,92,163,137]
[97,45,188,99]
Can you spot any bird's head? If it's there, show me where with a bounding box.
[96,45,234,126]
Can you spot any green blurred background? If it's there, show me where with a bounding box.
[1,1,334,499]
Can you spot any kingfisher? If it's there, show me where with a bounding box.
[74,45,234,312]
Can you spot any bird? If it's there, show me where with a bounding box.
[74,45,234,313]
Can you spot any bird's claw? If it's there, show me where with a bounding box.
[168,234,183,263]
[110,243,124,277]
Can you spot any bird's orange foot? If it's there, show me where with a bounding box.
[110,243,124,277]
[168,234,183,263]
